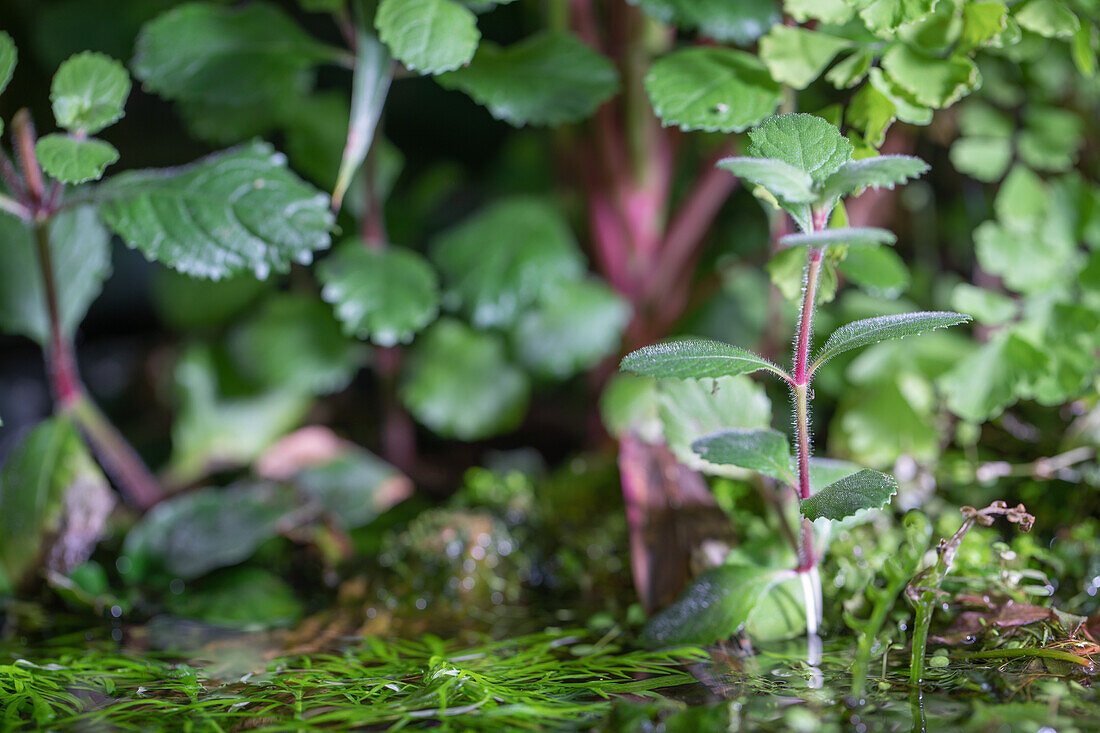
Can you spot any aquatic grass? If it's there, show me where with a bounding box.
[1,629,705,731]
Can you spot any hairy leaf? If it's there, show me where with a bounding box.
[642,564,789,645]
[813,311,971,371]
[780,227,897,249]
[748,113,853,182]
[438,32,619,127]
[716,157,815,203]
[431,197,584,328]
[691,428,792,482]
[98,141,334,280]
[645,47,781,133]
[50,51,130,134]
[401,319,529,440]
[800,469,897,521]
[376,0,479,74]
[759,26,852,89]
[621,338,786,380]
[35,134,118,183]
[821,155,929,199]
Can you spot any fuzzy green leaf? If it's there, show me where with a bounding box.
[642,564,788,645]
[98,141,334,280]
[629,0,779,46]
[35,134,118,184]
[691,428,792,482]
[376,0,479,75]
[620,339,786,380]
[512,279,629,379]
[780,226,897,249]
[438,32,619,127]
[0,206,111,345]
[821,155,929,199]
[431,197,584,328]
[813,311,971,371]
[759,26,852,90]
[401,319,529,440]
[716,157,815,203]
[881,46,980,108]
[748,113,853,182]
[645,47,781,133]
[318,243,440,347]
[0,31,16,96]
[50,51,130,134]
[132,2,344,105]
[800,469,897,521]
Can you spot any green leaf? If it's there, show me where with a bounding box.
[318,243,440,347]
[431,197,584,328]
[293,445,412,529]
[974,221,1078,294]
[152,269,272,331]
[644,47,781,133]
[812,311,971,371]
[716,157,815,203]
[438,32,619,127]
[806,457,862,495]
[780,227,897,249]
[787,0,854,24]
[993,165,1048,230]
[939,332,1047,422]
[748,113,853,183]
[826,49,873,89]
[950,283,1017,326]
[859,0,938,35]
[0,30,16,96]
[50,51,130,134]
[376,0,479,75]
[867,67,932,125]
[838,246,910,297]
[166,346,311,485]
[0,206,111,346]
[229,293,363,396]
[1013,0,1079,39]
[599,374,661,443]
[767,245,839,303]
[0,417,109,586]
[34,134,118,184]
[960,1,1009,50]
[620,338,785,380]
[846,82,898,147]
[512,279,629,379]
[332,29,393,210]
[799,469,897,521]
[949,136,1013,182]
[121,481,300,580]
[642,564,789,645]
[164,566,304,629]
[881,45,980,108]
[1017,107,1084,173]
[821,155,929,199]
[132,1,344,105]
[657,376,772,478]
[98,141,334,280]
[832,378,941,467]
[401,319,529,440]
[630,0,780,46]
[691,428,792,482]
[759,26,852,90]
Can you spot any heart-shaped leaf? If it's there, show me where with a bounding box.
[813,311,971,372]
[799,468,897,521]
[691,428,793,482]
[621,339,787,381]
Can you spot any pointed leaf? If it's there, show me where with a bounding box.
[748,113,852,182]
[318,243,440,347]
[620,338,787,380]
[98,141,334,280]
[716,157,815,203]
[799,469,897,521]
[35,134,118,184]
[780,226,897,249]
[0,30,16,96]
[50,51,130,134]
[804,457,861,495]
[332,29,393,210]
[691,428,793,482]
[642,564,790,645]
[813,311,971,371]
[645,47,781,133]
[438,32,619,127]
[822,155,929,199]
[376,0,479,75]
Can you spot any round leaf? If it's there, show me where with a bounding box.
[50,51,130,134]
[376,0,480,75]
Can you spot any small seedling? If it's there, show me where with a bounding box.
[621,113,971,637]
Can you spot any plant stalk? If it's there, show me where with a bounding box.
[793,246,823,576]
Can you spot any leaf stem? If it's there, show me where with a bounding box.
[792,245,823,575]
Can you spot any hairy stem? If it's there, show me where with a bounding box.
[793,246,823,575]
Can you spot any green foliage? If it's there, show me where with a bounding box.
[331,29,392,209]
[691,428,792,482]
[376,0,479,75]
[799,468,898,521]
[759,25,852,90]
[439,32,620,127]
[0,30,15,96]
[98,141,334,280]
[163,566,304,628]
[812,311,972,372]
[780,227,897,249]
[34,134,118,183]
[49,51,130,134]
[630,0,779,46]
[620,339,784,380]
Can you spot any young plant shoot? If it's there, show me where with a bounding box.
[621,114,971,639]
